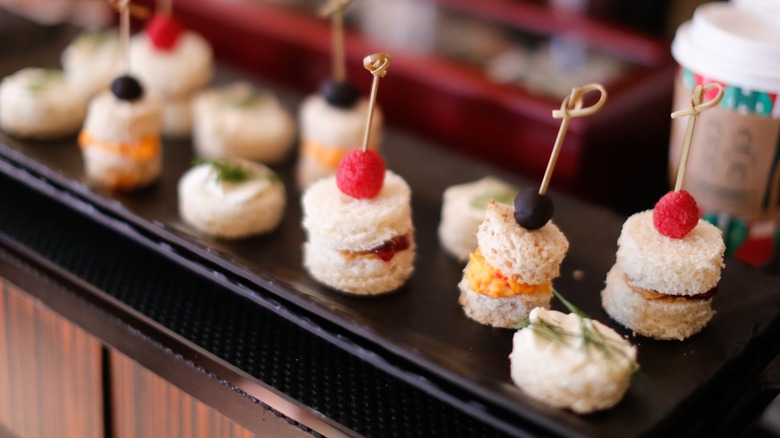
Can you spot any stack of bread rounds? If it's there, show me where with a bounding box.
[458,201,568,328]
[302,170,415,295]
[601,210,725,340]
[79,82,163,190]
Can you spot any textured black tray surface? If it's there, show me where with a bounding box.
[2,19,780,437]
[0,172,514,438]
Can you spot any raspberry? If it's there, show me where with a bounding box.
[147,14,184,51]
[653,190,699,238]
[336,148,385,199]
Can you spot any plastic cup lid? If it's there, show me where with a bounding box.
[732,0,780,19]
[671,2,780,92]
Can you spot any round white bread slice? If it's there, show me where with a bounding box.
[178,159,285,238]
[301,171,412,251]
[0,68,87,139]
[477,201,569,285]
[616,210,725,296]
[458,278,550,328]
[438,176,516,262]
[601,264,714,341]
[193,83,295,164]
[304,232,415,295]
[299,94,381,150]
[509,308,637,414]
[129,31,213,98]
[80,90,163,190]
[81,90,162,142]
[81,142,162,190]
[296,94,382,189]
[61,30,120,97]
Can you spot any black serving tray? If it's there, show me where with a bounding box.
[2,20,780,438]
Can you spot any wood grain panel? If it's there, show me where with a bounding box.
[110,351,258,438]
[0,278,104,438]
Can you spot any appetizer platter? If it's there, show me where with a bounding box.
[1,11,780,438]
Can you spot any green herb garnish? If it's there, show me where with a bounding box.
[194,158,281,185]
[515,289,638,371]
[25,69,61,94]
[552,288,587,318]
[76,30,115,52]
[470,190,516,209]
[220,87,263,108]
[195,158,253,183]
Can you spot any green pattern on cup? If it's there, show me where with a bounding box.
[722,86,774,116]
[703,211,747,257]
[681,68,696,90]
[680,68,776,116]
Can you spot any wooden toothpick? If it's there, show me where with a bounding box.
[361,52,391,152]
[320,0,353,83]
[158,0,173,16]
[107,0,149,72]
[670,83,724,191]
[540,83,607,195]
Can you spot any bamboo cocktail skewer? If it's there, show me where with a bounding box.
[361,53,391,152]
[670,83,724,191]
[320,0,353,83]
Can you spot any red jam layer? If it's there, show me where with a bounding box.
[343,235,411,262]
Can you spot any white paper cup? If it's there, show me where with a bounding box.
[670,2,780,266]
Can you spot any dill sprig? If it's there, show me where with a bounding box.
[516,290,638,370]
[195,158,253,183]
[220,87,263,108]
[25,69,60,94]
[194,158,281,185]
[552,288,587,318]
[77,30,114,52]
[470,190,517,209]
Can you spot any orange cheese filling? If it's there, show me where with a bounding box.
[301,139,351,169]
[464,248,551,298]
[79,130,160,163]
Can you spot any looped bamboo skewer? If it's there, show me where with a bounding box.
[670,83,724,191]
[540,83,607,195]
[671,83,724,119]
[363,53,391,78]
[360,53,391,152]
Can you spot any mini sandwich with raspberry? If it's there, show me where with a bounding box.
[600,191,725,340]
[301,53,415,295]
[302,148,415,295]
[130,12,213,137]
[601,83,726,341]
